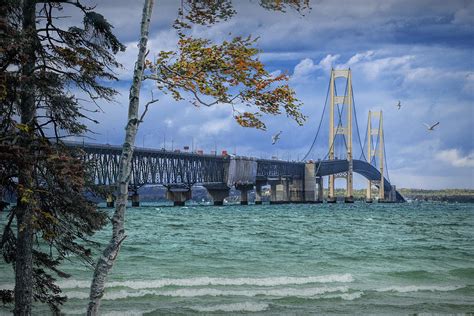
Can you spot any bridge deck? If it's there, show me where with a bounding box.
[66,142,404,202]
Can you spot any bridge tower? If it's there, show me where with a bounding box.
[328,69,354,203]
[366,110,384,202]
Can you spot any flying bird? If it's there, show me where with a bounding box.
[395,100,401,110]
[272,131,282,145]
[423,122,440,131]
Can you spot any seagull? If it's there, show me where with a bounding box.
[272,131,282,145]
[395,100,401,110]
[423,122,440,131]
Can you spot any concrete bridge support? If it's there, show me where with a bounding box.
[166,187,192,206]
[290,179,304,203]
[254,182,264,204]
[282,179,291,202]
[304,163,316,202]
[366,180,373,203]
[269,181,278,203]
[385,185,397,202]
[106,194,115,208]
[270,178,291,204]
[236,184,254,205]
[327,176,337,203]
[131,192,140,207]
[316,176,324,203]
[204,184,230,206]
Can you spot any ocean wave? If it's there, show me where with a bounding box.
[58,274,353,290]
[65,286,349,300]
[190,302,269,312]
[324,291,364,301]
[449,267,474,279]
[60,308,86,315]
[64,291,89,300]
[0,284,13,290]
[376,285,464,293]
[101,310,153,316]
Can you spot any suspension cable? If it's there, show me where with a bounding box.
[300,79,330,161]
[383,132,390,182]
[360,110,369,161]
[351,84,367,162]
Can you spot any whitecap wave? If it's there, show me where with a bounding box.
[60,308,86,315]
[58,274,353,290]
[65,285,349,300]
[376,285,464,293]
[101,310,153,316]
[324,291,363,301]
[190,302,269,312]
[0,283,13,290]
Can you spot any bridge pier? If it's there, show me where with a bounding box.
[316,176,324,203]
[304,162,318,203]
[327,173,337,203]
[204,184,230,206]
[269,181,278,203]
[236,184,253,205]
[344,196,354,203]
[327,176,337,203]
[166,186,192,206]
[282,178,291,203]
[269,178,291,204]
[254,182,264,204]
[290,179,304,203]
[382,185,397,203]
[131,192,140,207]
[366,180,373,203]
[106,194,115,208]
[390,185,397,202]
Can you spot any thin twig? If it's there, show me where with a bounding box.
[138,91,159,124]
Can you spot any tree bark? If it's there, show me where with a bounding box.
[14,0,37,314]
[87,1,154,314]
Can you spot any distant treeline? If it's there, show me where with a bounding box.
[396,188,474,203]
[129,187,474,203]
[343,188,474,203]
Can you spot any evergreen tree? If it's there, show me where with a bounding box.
[0,0,124,314]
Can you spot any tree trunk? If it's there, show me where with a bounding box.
[87,1,154,314]
[14,0,37,315]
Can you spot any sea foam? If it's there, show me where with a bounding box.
[65,285,350,300]
[58,274,353,290]
[190,302,269,312]
[376,285,464,293]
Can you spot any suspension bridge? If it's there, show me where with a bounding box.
[69,69,404,206]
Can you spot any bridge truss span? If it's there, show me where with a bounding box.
[256,159,305,181]
[70,142,227,187]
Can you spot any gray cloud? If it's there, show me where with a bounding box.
[72,0,474,189]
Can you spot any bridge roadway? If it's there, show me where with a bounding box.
[67,142,404,203]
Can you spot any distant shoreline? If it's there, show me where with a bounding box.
[2,188,473,205]
[395,189,474,203]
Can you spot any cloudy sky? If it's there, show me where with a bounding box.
[76,0,473,189]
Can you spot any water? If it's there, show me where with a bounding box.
[1,202,473,314]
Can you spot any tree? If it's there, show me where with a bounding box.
[88,0,309,314]
[0,0,124,314]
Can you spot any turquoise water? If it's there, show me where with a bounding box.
[1,202,473,314]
